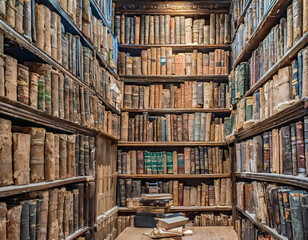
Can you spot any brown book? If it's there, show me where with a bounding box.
[125,56,133,75]
[59,134,68,179]
[166,47,173,75]
[151,48,157,75]
[156,48,161,75]
[190,186,197,206]
[35,4,44,50]
[44,6,51,56]
[7,205,22,240]
[12,133,30,185]
[180,16,185,44]
[149,15,154,44]
[165,15,170,44]
[5,55,17,101]
[157,216,188,230]
[215,14,220,45]
[121,112,129,141]
[220,178,226,206]
[17,64,29,105]
[293,0,303,43]
[226,178,232,206]
[175,54,185,75]
[287,5,293,50]
[67,135,76,178]
[173,180,179,206]
[210,14,216,44]
[54,134,60,180]
[51,71,59,117]
[57,187,65,239]
[47,188,59,239]
[170,17,175,44]
[160,15,165,44]
[147,48,152,74]
[141,50,147,75]
[185,53,193,75]
[154,15,160,45]
[135,16,140,45]
[185,18,193,44]
[0,202,6,237]
[59,73,65,119]
[120,15,125,44]
[173,151,178,174]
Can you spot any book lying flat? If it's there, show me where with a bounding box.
[140,193,171,200]
[157,216,189,229]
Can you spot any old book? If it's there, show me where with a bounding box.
[180,16,185,44]
[210,14,216,44]
[59,134,68,179]
[296,121,306,175]
[17,64,29,105]
[67,135,76,178]
[13,133,30,185]
[135,16,140,44]
[287,5,293,50]
[29,72,39,109]
[253,135,263,173]
[47,189,59,239]
[84,136,90,176]
[0,202,6,237]
[35,4,44,50]
[157,216,188,230]
[154,15,160,45]
[290,191,305,240]
[57,187,65,239]
[293,0,303,43]
[44,6,51,56]
[20,200,30,240]
[7,205,22,240]
[5,55,17,101]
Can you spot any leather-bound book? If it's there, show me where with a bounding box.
[149,15,154,45]
[78,183,84,228]
[125,55,133,75]
[290,123,298,175]
[154,15,160,45]
[165,15,170,44]
[130,17,135,44]
[175,54,185,75]
[170,17,175,44]
[295,121,306,175]
[219,14,224,44]
[7,205,22,240]
[220,178,226,206]
[20,200,30,240]
[89,137,95,177]
[159,15,165,44]
[57,188,65,239]
[119,52,126,75]
[51,71,59,117]
[144,15,150,44]
[197,53,203,75]
[290,191,305,240]
[301,193,308,239]
[12,133,30,185]
[43,6,51,56]
[166,47,173,75]
[151,48,157,75]
[5,55,17,101]
[72,189,79,231]
[118,179,126,207]
[293,0,303,43]
[62,34,69,70]
[59,134,68,179]
[137,151,144,174]
[141,50,148,75]
[174,16,181,44]
[177,153,185,174]
[140,15,145,44]
[210,14,216,44]
[147,49,152,74]
[263,132,270,173]
[132,85,139,109]
[124,85,132,108]
[156,48,161,75]
[280,125,292,175]
[125,17,130,44]
[202,53,209,75]
[120,15,125,44]
[64,76,70,120]
[253,135,263,173]
[50,12,58,60]
[34,4,44,50]
[23,0,32,41]
[67,135,76,178]
[215,14,220,45]
[192,20,199,44]
[135,16,140,44]
[172,151,178,174]
[0,202,6,237]
[180,16,185,44]
[84,136,89,176]
[226,178,232,206]
[63,191,70,237]
[17,64,29,105]
[224,14,230,43]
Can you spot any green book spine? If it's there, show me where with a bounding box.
[166,152,173,174]
[245,96,253,122]
[38,75,45,111]
[144,151,152,174]
[157,152,164,174]
[151,152,158,174]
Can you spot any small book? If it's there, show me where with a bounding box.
[156,216,188,230]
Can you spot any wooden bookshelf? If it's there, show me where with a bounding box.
[65,227,91,240]
[236,207,288,240]
[39,0,119,79]
[118,141,227,147]
[232,0,292,70]
[236,99,308,141]
[121,108,231,114]
[119,44,231,51]
[230,0,252,43]
[0,176,94,198]
[0,19,120,115]
[119,75,229,83]
[234,31,308,106]
[118,206,232,213]
[96,206,119,224]
[117,174,231,179]
[236,172,308,190]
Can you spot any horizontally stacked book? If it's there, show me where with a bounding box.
[0,118,95,187]
[237,181,308,240]
[0,183,92,239]
[122,82,230,109]
[119,49,229,76]
[117,147,231,175]
[115,14,231,45]
[117,179,232,208]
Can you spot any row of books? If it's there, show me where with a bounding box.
[123,82,230,109]
[194,213,233,227]
[233,0,308,62]
[118,49,230,76]
[0,57,121,137]
[114,14,231,45]
[0,183,91,240]
[97,209,118,240]
[235,118,308,176]
[236,217,274,240]
[230,0,250,30]
[117,179,232,207]
[230,55,307,127]
[0,118,95,187]
[117,216,133,235]
[97,139,117,216]
[117,147,231,175]
[90,0,114,24]
[236,181,308,240]
[120,112,225,142]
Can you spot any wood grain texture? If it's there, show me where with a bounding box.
[0,176,93,198]
[65,227,91,240]
[116,227,237,240]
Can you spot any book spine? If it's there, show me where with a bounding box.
[296,121,306,175]
[7,205,22,240]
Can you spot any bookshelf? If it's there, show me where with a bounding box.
[118,173,231,179]
[118,141,228,147]
[118,206,233,213]
[121,108,231,114]
[230,0,308,238]
[119,44,231,50]
[0,0,120,239]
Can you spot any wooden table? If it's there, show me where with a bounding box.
[116,226,238,240]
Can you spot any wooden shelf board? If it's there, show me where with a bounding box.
[236,172,308,189]
[118,141,227,147]
[119,75,229,83]
[236,99,308,141]
[236,207,288,240]
[232,0,292,70]
[99,130,121,141]
[119,44,230,50]
[235,31,308,105]
[118,206,232,213]
[0,176,94,198]
[121,108,231,114]
[65,227,91,240]
[96,206,119,224]
[117,174,231,179]
[0,19,119,114]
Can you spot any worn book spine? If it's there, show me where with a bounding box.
[7,205,22,240]
[84,136,90,176]
[154,15,159,45]
[0,202,6,237]
[293,0,303,43]
[290,191,304,240]
[17,64,29,105]
[287,5,293,50]
[5,55,17,101]
[210,14,216,44]
[20,200,30,240]
[13,133,31,185]
[35,4,44,50]
[290,123,298,175]
[57,187,65,239]
[296,121,306,175]
[29,72,39,109]
[140,15,145,45]
[67,135,76,178]
[59,134,68,179]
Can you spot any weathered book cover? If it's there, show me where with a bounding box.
[17,64,29,105]
[59,134,68,179]
[0,202,6,237]
[137,150,144,174]
[154,15,160,45]
[253,135,263,173]
[166,152,173,174]
[293,0,303,43]
[5,55,17,101]
[7,205,22,240]
[295,121,306,175]
[290,191,305,240]
[20,200,30,240]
